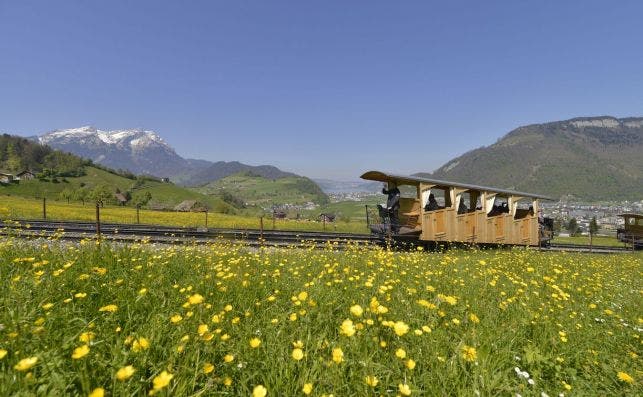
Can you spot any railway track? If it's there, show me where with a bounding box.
[0,219,380,248]
[0,219,634,254]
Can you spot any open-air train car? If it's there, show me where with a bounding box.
[617,213,642,250]
[361,170,554,247]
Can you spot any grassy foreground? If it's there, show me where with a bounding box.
[0,238,641,396]
[0,195,367,234]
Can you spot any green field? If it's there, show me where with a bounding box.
[0,195,366,233]
[193,173,329,207]
[0,239,640,396]
[552,235,624,247]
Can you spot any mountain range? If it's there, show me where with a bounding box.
[417,116,643,201]
[36,126,295,186]
[31,116,643,201]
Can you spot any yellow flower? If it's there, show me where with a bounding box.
[72,345,90,359]
[350,305,363,317]
[365,375,378,387]
[438,294,458,305]
[292,348,304,361]
[302,383,313,395]
[224,354,234,363]
[152,370,173,390]
[468,313,480,324]
[79,332,95,343]
[399,383,412,396]
[252,385,267,397]
[331,347,344,364]
[293,340,304,348]
[395,348,407,359]
[460,345,477,362]
[170,314,183,324]
[297,291,308,301]
[14,356,38,371]
[75,292,87,298]
[203,362,215,374]
[188,293,204,305]
[88,388,104,397]
[197,324,209,336]
[393,321,409,336]
[98,304,118,312]
[42,303,54,310]
[340,319,356,337]
[223,377,233,386]
[132,337,150,352]
[116,365,136,381]
[249,338,262,348]
[0,349,7,359]
[406,359,416,369]
[617,371,634,384]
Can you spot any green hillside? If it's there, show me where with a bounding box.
[0,134,232,211]
[193,172,330,208]
[420,116,643,200]
[1,166,231,211]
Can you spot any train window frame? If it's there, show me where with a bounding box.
[457,190,481,214]
[513,198,535,220]
[487,195,509,217]
[423,186,452,210]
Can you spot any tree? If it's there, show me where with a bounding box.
[132,191,152,208]
[90,185,113,207]
[589,216,599,236]
[73,188,89,205]
[59,188,74,204]
[567,218,580,237]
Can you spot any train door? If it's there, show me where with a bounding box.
[513,198,534,244]
[455,190,480,242]
[486,195,508,242]
[420,185,453,241]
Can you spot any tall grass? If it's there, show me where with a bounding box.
[0,237,640,395]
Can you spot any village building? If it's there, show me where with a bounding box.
[174,200,207,212]
[15,170,36,180]
[114,193,128,206]
[0,172,15,184]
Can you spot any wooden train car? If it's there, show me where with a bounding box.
[361,170,554,247]
[617,213,642,250]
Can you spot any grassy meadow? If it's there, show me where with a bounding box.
[0,237,640,396]
[0,195,367,234]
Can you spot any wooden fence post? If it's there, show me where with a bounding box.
[365,205,369,229]
[43,197,46,220]
[95,202,101,239]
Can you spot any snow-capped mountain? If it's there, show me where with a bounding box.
[38,126,188,177]
[36,126,298,185]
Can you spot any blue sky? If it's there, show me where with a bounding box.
[1,1,642,179]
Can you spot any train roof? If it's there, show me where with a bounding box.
[361,170,554,200]
[619,213,643,218]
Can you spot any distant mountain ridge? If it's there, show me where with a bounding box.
[416,116,643,201]
[36,126,297,186]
